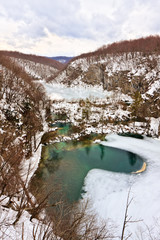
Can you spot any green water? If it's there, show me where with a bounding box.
[36,141,144,203]
[50,122,71,135]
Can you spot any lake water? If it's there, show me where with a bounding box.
[34,140,144,204]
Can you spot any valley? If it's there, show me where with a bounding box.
[0,36,160,239]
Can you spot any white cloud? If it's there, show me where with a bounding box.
[120,1,160,40]
[0,27,102,56]
[28,29,102,56]
[0,0,160,56]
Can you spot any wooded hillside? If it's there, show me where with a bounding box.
[71,35,160,61]
[0,50,64,70]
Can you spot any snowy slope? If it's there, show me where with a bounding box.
[53,52,160,98]
[1,47,160,239]
[11,58,58,80]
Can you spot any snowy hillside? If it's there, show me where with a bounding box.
[11,57,58,80]
[0,54,58,239]
[50,38,160,132]
[53,52,160,97]
[1,36,160,239]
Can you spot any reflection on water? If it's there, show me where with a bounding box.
[99,144,105,160]
[33,141,144,204]
[128,151,137,166]
[85,146,91,155]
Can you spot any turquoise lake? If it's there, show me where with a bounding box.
[36,140,144,203]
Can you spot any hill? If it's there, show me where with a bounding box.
[0,51,65,80]
[0,37,160,239]
[72,35,160,60]
[0,50,64,70]
[52,36,160,121]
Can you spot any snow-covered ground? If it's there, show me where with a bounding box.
[11,58,57,79]
[0,144,50,240]
[0,201,50,240]
[1,71,159,239]
[82,134,160,239]
[0,110,53,240]
[42,78,160,238]
[38,80,160,239]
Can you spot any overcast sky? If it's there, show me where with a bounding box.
[0,0,160,57]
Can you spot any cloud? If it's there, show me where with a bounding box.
[0,0,160,56]
[120,0,160,40]
[0,27,102,56]
[20,29,102,56]
[0,0,83,38]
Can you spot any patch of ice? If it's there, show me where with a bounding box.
[41,81,132,102]
[82,134,160,239]
[42,82,109,100]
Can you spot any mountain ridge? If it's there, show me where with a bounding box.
[50,35,160,121]
[0,50,64,70]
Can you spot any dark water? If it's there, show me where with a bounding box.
[36,141,144,203]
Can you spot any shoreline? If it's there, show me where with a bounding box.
[132,161,147,174]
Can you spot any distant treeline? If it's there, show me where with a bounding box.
[72,35,160,62]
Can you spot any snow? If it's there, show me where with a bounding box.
[0,138,43,240]
[0,106,55,239]
[0,131,56,240]
[20,109,48,185]
[2,53,160,238]
[82,134,160,239]
[42,81,113,100]
[20,135,42,186]
[150,117,160,136]
[0,200,54,240]
[147,79,160,95]
[41,80,133,102]
[11,58,57,79]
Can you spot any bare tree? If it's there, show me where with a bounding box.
[121,189,142,240]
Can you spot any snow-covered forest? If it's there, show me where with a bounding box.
[0,36,160,239]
